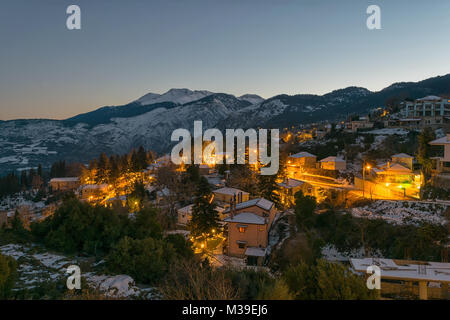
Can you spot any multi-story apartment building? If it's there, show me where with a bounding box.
[401,96,450,128]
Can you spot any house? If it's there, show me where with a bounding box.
[80,184,109,201]
[319,156,347,171]
[429,134,450,174]
[177,204,226,226]
[287,152,317,168]
[277,178,313,207]
[346,116,374,132]
[199,164,212,175]
[177,204,194,226]
[213,187,250,206]
[391,153,414,170]
[49,177,80,192]
[371,162,414,184]
[223,198,277,263]
[401,96,450,128]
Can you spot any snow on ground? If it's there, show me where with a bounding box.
[321,244,384,262]
[0,244,156,299]
[365,128,410,135]
[351,200,447,225]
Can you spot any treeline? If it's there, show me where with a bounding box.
[82,146,154,184]
[0,165,44,198]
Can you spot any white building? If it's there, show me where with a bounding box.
[319,156,346,171]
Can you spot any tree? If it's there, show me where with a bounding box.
[257,173,281,208]
[97,152,110,183]
[189,177,220,238]
[283,259,378,300]
[106,236,176,284]
[417,127,436,184]
[294,191,317,229]
[0,253,17,299]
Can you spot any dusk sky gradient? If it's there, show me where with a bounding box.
[1,0,450,120]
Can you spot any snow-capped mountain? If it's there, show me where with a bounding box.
[1,73,450,175]
[238,94,265,105]
[136,88,213,105]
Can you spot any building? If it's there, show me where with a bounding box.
[49,177,80,192]
[287,152,317,168]
[319,156,347,171]
[391,153,414,170]
[277,178,313,207]
[177,204,194,226]
[177,203,226,226]
[199,164,212,175]
[429,134,450,174]
[351,258,450,300]
[213,187,250,206]
[223,198,276,263]
[346,116,374,132]
[80,184,109,201]
[401,96,450,128]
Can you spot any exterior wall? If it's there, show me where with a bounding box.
[289,156,317,168]
[213,192,249,204]
[227,222,268,257]
[444,145,450,162]
[50,179,80,192]
[392,157,413,170]
[233,205,276,227]
[177,209,191,226]
[320,161,346,171]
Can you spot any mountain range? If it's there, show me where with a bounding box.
[1,74,450,174]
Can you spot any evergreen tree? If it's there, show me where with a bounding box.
[97,152,110,183]
[137,146,148,170]
[294,191,317,229]
[257,173,281,208]
[417,127,436,184]
[0,253,17,299]
[189,177,220,238]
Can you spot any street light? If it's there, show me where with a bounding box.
[362,163,371,198]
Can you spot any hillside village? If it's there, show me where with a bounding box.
[0,95,450,300]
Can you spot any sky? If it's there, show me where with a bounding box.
[1,0,450,120]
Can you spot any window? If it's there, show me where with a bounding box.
[238,243,246,249]
[237,225,247,233]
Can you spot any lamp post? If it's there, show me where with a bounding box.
[362,163,371,198]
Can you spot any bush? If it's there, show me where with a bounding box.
[0,253,17,299]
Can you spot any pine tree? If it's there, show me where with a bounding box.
[189,177,220,238]
[417,127,436,184]
[97,153,110,183]
[258,173,281,208]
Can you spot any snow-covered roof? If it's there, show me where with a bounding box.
[82,184,108,190]
[278,178,305,189]
[50,177,79,182]
[417,95,443,101]
[177,204,193,214]
[213,187,249,196]
[224,212,266,225]
[351,258,450,283]
[429,136,450,145]
[289,151,316,158]
[245,247,267,257]
[225,198,274,213]
[392,153,414,159]
[375,163,411,174]
[319,156,345,163]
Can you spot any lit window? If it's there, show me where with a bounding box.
[239,227,246,233]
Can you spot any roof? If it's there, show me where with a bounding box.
[375,163,411,174]
[224,212,266,225]
[213,187,249,196]
[245,247,267,257]
[50,177,79,182]
[289,151,316,158]
[429,136,450,145]
[278,178,305,189]
[417,95,443,101]
[224,198,274,213]
[392,153,414,159]
[82,184,108,190]
[351,258,450,283]
[319,156,345,163]
[178,204,193,214]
